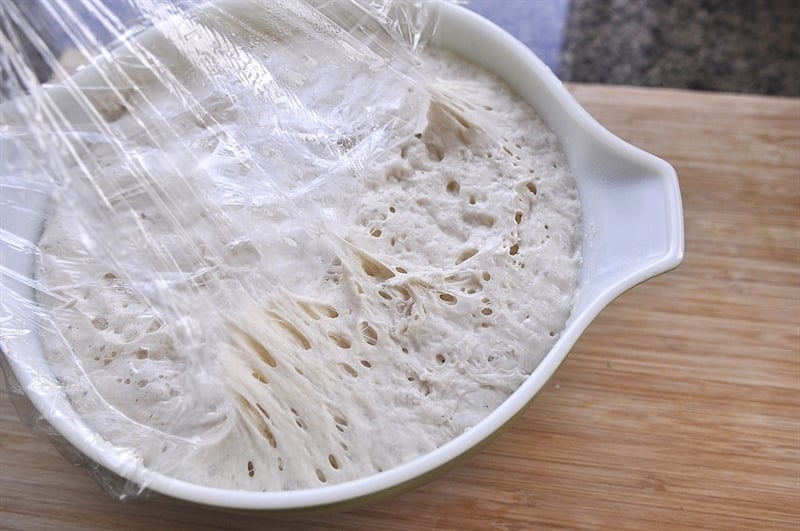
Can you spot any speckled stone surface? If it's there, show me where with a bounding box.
[559,0,800,96]
[455,0,800,96]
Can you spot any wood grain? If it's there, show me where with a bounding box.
[2,85,798,530]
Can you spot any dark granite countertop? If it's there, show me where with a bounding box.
[3,0,799,97]
[456,0,800,96]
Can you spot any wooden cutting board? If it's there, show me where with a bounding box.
[1,85,798,530]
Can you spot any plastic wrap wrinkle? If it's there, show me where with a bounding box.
[0,0,583,497]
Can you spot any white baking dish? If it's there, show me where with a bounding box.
[0,0,683,512]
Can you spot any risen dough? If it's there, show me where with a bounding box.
[38,43,581,491]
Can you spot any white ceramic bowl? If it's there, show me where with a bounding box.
[0,0,683,512]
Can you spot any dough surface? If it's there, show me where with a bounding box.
[37,41,582,490]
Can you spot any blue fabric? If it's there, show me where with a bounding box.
[463,0,570,75]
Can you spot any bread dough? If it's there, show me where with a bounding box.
[36,26,581,490]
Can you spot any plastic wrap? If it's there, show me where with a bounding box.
[1,0,583,501]
[1,0,446,499]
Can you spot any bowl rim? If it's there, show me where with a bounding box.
[0,0,684,511]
